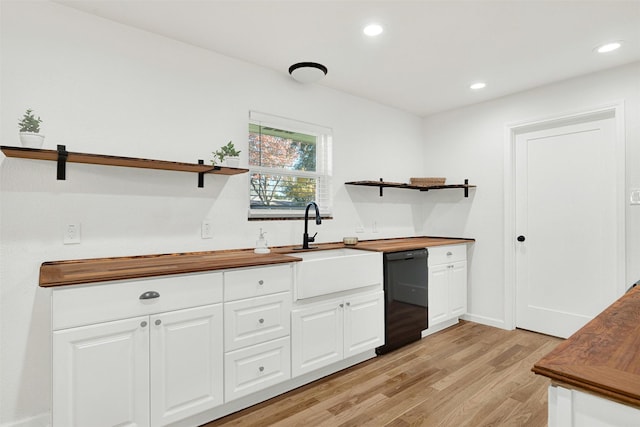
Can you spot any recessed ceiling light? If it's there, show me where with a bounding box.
[596,41,622,53]
[363,24,383,37]
[470,82,486,90]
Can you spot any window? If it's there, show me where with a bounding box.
[248,111,332,219]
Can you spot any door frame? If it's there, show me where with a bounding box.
[503,102,626,331]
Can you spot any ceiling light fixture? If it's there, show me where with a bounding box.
[288,62,328,84]
[363,24,383,37]
[596,41,622,53]
[470,82,487,90]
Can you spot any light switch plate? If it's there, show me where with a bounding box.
[63,223,81,244]
[631,189,640,205]
[201,220,213,239]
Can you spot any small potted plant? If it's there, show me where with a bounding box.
[18,109,45,148]
[213,140,241,167]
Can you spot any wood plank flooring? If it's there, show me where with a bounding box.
[203,321,562,427]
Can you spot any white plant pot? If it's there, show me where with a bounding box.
[225,156,240,167]
[19,132,45,149]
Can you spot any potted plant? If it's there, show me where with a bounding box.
[18,109,44,148]
[213,140,241,167]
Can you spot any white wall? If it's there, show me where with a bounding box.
[421,62,640,328]
[0,2,427,425]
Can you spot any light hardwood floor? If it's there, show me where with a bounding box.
[203,321,562,427]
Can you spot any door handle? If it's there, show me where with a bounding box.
[517,235,526,242]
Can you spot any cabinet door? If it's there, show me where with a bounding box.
[291,300,343,377]
[149,304,223,427]
[449,261,467,317]
[428,263,449,324]
[53,317,149,427]
[344,291,385,358]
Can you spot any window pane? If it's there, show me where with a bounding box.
[249,124,316,172]
[250,173,317,210]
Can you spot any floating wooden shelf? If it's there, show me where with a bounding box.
[1,145,249,187]
[345,178,476,197]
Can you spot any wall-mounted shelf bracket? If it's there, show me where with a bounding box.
[57,145,68,180]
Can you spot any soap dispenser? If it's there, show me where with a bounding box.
[254,228,271,254]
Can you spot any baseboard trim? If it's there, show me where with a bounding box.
[461,313,507,330]
[1,413,49,427]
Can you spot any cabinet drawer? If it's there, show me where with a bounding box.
[224,264,293,301]
[224,337,291,402]
[224,292,291,351]
[428,245,467,266]
[52,272,223,330]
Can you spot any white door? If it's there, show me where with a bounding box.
[53,317,150,427]
[149,304,223,427]
[291,300,343,376]
[515,114,620,338]
[343,291,384,357]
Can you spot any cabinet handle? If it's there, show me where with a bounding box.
[339,303,344,308]
[139,291,160,300]
[346,302,351,306]
[155,319,162,326]
[258,318,264,324]
[258,366,264,372]
[140,321,147,328]
[446,251,452,256]
[258,280,264,285]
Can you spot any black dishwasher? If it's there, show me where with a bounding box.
[376,249,428,355]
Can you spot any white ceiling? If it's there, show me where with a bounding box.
[55,0,640,117]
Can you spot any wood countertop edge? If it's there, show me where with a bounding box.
[39,236,475,287]
[532,286,640,408]
[531,366,640,408]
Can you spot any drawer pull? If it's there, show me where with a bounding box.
[140,321,147,328]
[155,319,162,326]
[139,291,160,300]
[258,318,265,324]
[346,302,351,306]
[340,303,344,308]
[258,280,264,285]
[446,251,453,256]
[258,366,264,372]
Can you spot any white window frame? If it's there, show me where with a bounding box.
[248,111,333,219]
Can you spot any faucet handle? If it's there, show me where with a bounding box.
[308,232,317,243]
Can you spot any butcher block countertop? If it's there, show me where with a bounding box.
[533,286,640,408]
[39,236,474,287]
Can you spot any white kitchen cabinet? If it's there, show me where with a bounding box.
[53,316,150,427]
[291,290,384,377]
[427,245,467,330]
[149,305,224,427]
[223,264,293,402]
[51,272,224,427]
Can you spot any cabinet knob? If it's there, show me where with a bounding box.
[517,235,526,242]
[258,318,264,324]
[258,280,264,285]
[258,366,264,372]
[140,321,147,328]
[346,302,351,306]
[446,251,452,256]
[155,319,162,326]
[139,291,160,300]
[339,303,344,308]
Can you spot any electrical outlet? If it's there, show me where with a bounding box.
[64,223,81,244]
[201,220,213,239]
